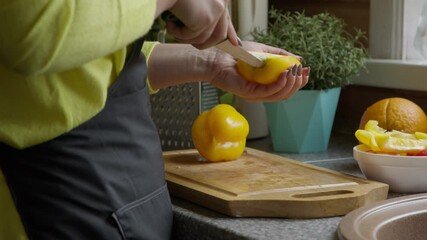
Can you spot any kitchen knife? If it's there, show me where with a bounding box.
[215,39,265,68]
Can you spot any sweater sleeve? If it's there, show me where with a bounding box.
[142,41,160,94]
[0,0,156,75]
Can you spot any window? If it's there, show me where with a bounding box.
[351,0,427,91]
[369,0,424,60]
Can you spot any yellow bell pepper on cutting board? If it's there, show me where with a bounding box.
[191,104,249,162]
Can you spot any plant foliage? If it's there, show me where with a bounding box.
[252,9,368,90]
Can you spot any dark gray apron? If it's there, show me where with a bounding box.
[0,39,173,240]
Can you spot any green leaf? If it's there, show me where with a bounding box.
[252,9,368,90]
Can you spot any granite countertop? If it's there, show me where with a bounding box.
[170,132,403,240]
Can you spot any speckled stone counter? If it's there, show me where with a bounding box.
[170,132,404,240]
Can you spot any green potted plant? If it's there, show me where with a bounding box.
[252,9,368,153]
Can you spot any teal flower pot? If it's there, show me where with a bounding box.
[264,87,341,153]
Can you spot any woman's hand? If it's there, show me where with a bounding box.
[164,0,239,49]
[208,41,310,102]
[146,41,308,103]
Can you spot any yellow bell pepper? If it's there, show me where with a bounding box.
[191,104,249,162]
[236,52,301,85]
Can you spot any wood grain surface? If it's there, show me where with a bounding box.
[164,148,388,218]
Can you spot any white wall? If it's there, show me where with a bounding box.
[231,0,268,40]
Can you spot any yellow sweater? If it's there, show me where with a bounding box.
[0,1,160,239]
[0,0,158,149]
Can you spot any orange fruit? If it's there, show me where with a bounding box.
[236,52,301,85]
[359,97,427,133]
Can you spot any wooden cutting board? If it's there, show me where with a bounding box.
[163,147,389,218]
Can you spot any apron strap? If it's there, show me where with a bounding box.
[124,37,145,68]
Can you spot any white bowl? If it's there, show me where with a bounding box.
[353,144,427,193]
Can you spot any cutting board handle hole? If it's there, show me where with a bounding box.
[292,190,354,198]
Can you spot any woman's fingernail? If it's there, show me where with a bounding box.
[237,37,243,46]
[307,66,311,76]
[292,65,298,76]
[297,65,302,76]
[286,70,292,78]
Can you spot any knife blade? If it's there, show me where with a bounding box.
[215,39,265,68]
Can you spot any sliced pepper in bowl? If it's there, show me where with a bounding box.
[355,120,427,154]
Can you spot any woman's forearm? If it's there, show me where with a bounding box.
[147,43,215,90]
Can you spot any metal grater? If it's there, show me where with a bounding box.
[150,82,219,150]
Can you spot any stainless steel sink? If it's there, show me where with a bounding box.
[338,193,427,240]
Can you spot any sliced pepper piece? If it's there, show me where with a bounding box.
[191,104,249,162]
